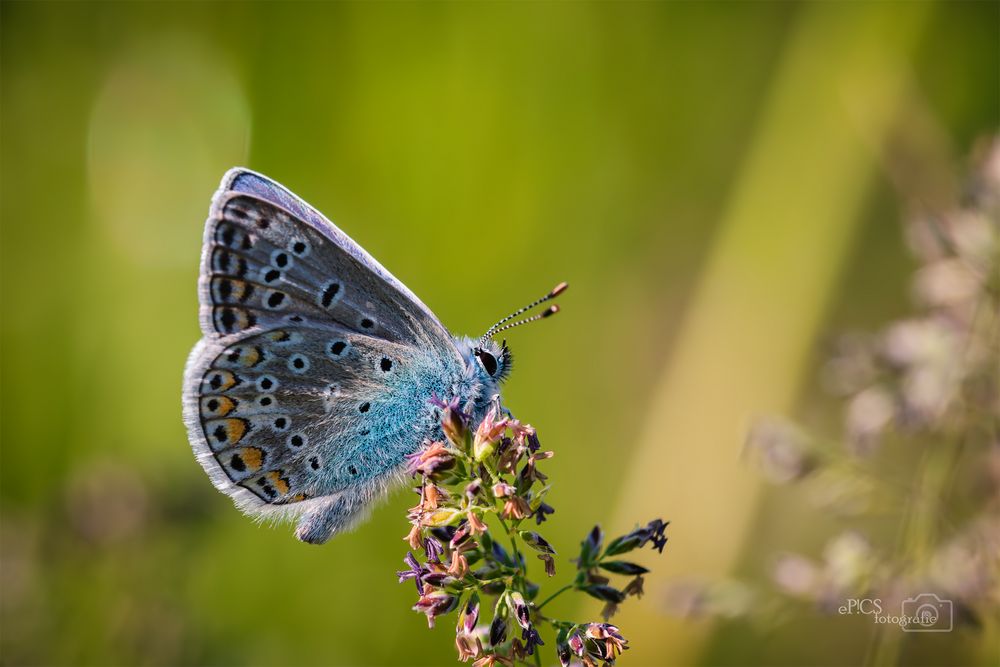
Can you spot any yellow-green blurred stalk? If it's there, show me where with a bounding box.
[602,2,934,665]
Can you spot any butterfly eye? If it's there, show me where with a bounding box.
[476,350,499,377]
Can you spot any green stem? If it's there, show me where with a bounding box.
[497,516,524,581]
[536,584,574,611]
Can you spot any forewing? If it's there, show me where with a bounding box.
[200,191,447,346]
[201,168,454,349]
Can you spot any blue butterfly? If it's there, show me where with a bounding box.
[182,168,566,544]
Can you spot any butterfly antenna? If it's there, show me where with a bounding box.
[479,282,568,346]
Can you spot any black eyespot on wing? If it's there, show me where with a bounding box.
[219,308,236,331]
[257,480,276,499]
[206,371,241,392]
[309,457,320,471]
[321,282,340,307]
[359,402,370,413]
[361,318,374,329]
[348,465,358,476]
[209,247,247,276]
[330,341,347,356]
[215,307,255,332]
[380,357,392,372]
[215,248,231,272]
[286,354,310,374]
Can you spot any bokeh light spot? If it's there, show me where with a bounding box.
[88,36,250,267]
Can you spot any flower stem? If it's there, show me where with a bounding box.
[497,516,524,580]
[536,584,574,611]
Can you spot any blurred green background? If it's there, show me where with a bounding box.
[1,1,997,666]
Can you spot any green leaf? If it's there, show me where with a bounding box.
[518,530,556,554]
[578,525,603,566]
[603,534,642,557]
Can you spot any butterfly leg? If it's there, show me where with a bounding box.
[294,493,368,544]
[490,393,514,419]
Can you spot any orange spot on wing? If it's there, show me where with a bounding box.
[266,471,290,495]
[201,396,236,417]
[241,347,261,366]
[225,418,248,444]
[233,280,249,301]
[211,371,238,391]
[240,447,264,472]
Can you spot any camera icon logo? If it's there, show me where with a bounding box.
[901,593,953,632]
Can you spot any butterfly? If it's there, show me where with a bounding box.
[182,168,566,544]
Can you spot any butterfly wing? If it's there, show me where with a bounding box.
[183,169,464,543]
[197,168,454,347]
